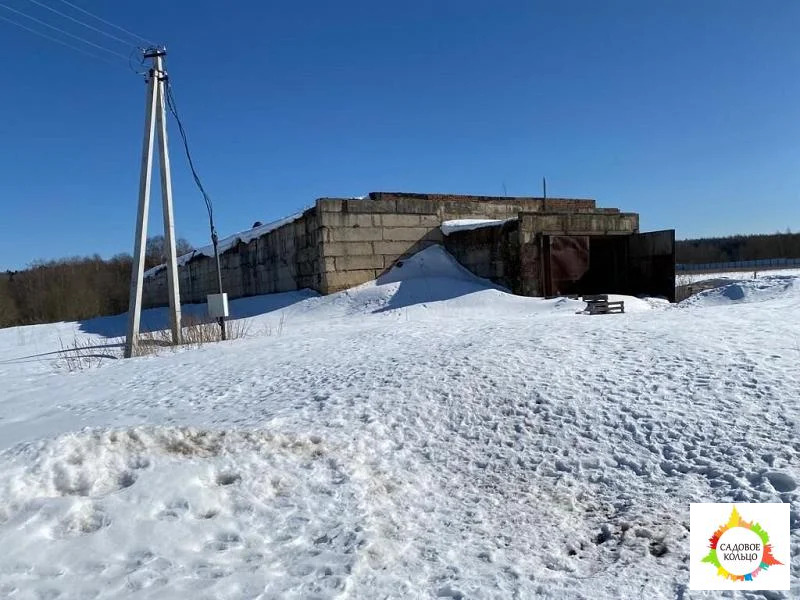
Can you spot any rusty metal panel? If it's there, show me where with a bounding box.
[627,229,676,301]
[545,235,590,296]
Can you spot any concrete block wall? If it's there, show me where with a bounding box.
[443,221,520,292]
[142,209,322,308]
[236,211,321,297]
[317,198,442,293]
[141,192,626,307]
[316,193,598,293]
[518,211,639,241]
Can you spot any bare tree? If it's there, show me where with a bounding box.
[144,235,194,269]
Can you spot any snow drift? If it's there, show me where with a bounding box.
[680,274,798,308]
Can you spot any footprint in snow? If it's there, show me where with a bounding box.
[765,471,797,493]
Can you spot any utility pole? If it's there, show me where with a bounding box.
[211,229,226,340]
[125,47,182,358]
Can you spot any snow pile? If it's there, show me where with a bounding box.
[349,245,653,315]
[289,245,596,319]
[144,213,304,278]
[680,274,797,307]
[440,218,511,235]
[377,243,500,286]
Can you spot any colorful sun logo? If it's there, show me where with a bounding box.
[701,506,782,582]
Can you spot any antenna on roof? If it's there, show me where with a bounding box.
[542,176,547,211]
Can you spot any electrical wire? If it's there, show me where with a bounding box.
[164,82,216,234]
[0,1,128,59]
[24,0,134,46]
[0,12,124,66]
[128,46,147,75]
[164,75,225,320]
[56,0,153,46]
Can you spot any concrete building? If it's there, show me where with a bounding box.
[142,192,675,307]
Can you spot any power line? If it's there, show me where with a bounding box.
[164,82,216,232]
[56,0,153,46]
[0,12,123,66]
[128,46,147,76]
[24,0,134,47]
[0,1,128,60]
[162,74,227,342]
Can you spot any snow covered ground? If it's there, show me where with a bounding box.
[0,247,798,599]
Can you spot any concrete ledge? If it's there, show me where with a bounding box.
[344,199,396,213]
[370,191,594,204]
[394,197,437,214]
[316,198,343,212]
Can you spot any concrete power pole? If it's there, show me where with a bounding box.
[125,47,182,358]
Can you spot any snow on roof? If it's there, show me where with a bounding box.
[144,213,304,278]
[440,218,514,236]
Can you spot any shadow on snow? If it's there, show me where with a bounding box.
[77,290,319,338]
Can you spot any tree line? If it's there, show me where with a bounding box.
[0,236,192,329]
[676,231,800,264]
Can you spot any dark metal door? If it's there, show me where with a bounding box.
[627,230,676,301]
[545,235,590,296]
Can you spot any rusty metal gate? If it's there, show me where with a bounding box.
[543,235,590,296]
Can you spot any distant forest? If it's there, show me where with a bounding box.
[2,231,800,328]
[676,231,800,264]
[0,236,192,329]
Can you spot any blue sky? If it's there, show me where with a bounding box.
[1,0,799,269]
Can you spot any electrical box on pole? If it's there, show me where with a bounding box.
[125,47,182,358]
[207,293,229,320]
